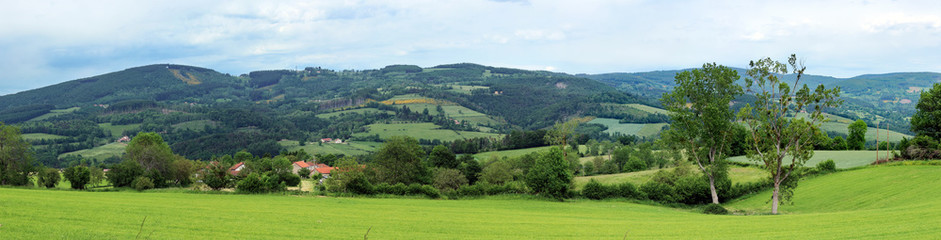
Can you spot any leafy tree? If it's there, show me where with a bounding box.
[38,167,61,188]
[661,63,743,204]
[831,136,847,150]
[63,165,91,190]
[428,145,459,169]
[544,119,579,157]
[912,82,941,140]
[525,147,572,201]
[132,176,154,191]
[847,120,867,150]
[168,157,196,186]
[457,154,481,184]
[373,136,428,185]
[88,166,105,187]
[125,132,175,186]
[109,159,145,187]
[737,54,842,214]
[297,167,311,179]
[325,157,370,193]
[202,162,230,190]
[480,160,514,185]
[432,168,468,192]
[0,122,35,186]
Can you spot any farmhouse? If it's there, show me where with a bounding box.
[229,162,245,176]
[117,136,131,143]
[312,163,336,178]
[292,161,317,175]
[320,138,344,144]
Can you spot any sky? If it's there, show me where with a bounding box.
[1,0,940,95]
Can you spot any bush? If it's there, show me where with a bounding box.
[615,182,642,199]
[282,173,301,187]
[582,179,611,200]
[420,184,441,199]
[817,159,837,173]
[702,203,729,215]
[673,176,711,204]
[63,166,91,190]
[525,147,572,201]
[297,168,311,179]
[132,176,154,191]
[640,181,675,202]
[433,168,468,192]
[109,160,145,188]
[346,175,375,194]
[38,168,61,189]
[623,156,648,172]
[236,173,266,193]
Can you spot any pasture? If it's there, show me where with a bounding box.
[2,165,940,239]
[26,107,80,122]
[58,142,126,160]
[98,123,141,138]
[473,146,554,161]
[587,118,666,138]
[315,108,395,119]
[573,166,766,190]
[353,123,501,142]
[728,150,882,169]
[279,140,382,156]
[21,133,67,141]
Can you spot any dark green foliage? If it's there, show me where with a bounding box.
[582,179,610,200]
[297,168,311,179]
[831,136,848,150]
[373,136,429,185]
[703,204,729,215]
[480,160,514,185]
[616,182,642,199]
[432,168,468,192]
[380,65,423,74]
[525,147,572,200]
[912,82,941,140]
[109,159,144,187]
[202,163,230,190]
[63,165,91,190]
[248,70,293,88]
[282,173,301,187]
[847,120,867,150]
[38,168,61,188]
[345,175,375,195]
[236,173,266,193]
[0,104,54,123]
[0,123,34,186]
[428,145,459,169]
[817,159,837,173]
[132,176,154,191]
[458,154,481,184]
[623,156,647,173]
[640,181,675,202]
[673,176,711,204]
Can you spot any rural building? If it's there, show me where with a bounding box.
[292,161,318,175]
[117,136,131,143]
[229,162,245,176]
[312,163,335,179]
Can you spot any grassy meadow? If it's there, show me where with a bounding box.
[26,107,80,122]
[573,166,766,190]
[98,123,141,138]
[587,118,666,138]
[58,142,127,160]
[354,122,501,142]
[279,140,383,156]
[728,150,884,169]
[3,165,941,239]
[473,146,554,161]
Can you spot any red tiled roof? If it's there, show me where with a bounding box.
[315,163,329,168]
[293,161,311,168]
[228,162,244,175]
[315,167,335,174]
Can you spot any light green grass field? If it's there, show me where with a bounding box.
[171,120,216,131]
[473,146,554,161]
[315,108,395,119]
[3,165,941,239]
[21,133,68,141]
[98,123,141,138]
[728,150,883,169]
[626,103,670,115]
[820,121,912,142]
[574,166,766,190]
[279,140,383,156]
[587,118,666,138]
[27,107,80,122]
[354,123,501,142]
[58,142,126,160]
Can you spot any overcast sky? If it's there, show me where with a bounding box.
[1,0,940,95]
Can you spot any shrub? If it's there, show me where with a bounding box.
[406,183,423,195]
[282,173,301,187]
[582,179,611,200]
[63,166,91,190]
[346,175,375,194]
[525,147,572,201]
[817,159,837,173]
[236,173,266,193]
[640,181,675,202]
[623,156,648,172]
[297,168,311,179]
[615,182,642,199]
[433,168,468,192]
[38,168,61,189]
[673,176,711,204]
[702,203,729,215]
[131,176,154,191]
[420,184,441,199]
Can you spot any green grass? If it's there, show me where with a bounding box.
[279,140,383,156]
[473,146,554,161]
[727,165,941,214]
[728,150,883,169]
[820,121,912,142]
[587,118,666,138]
[626,103,670,115]
[98,123,141,138]
[171,120,216,131]
[26,107,80,122]
[315,108,395,119]
[574,166,766,190]
[21,133,68,141]
[354,123,501,142]
[4,165,941,239]
[58,142,127,160]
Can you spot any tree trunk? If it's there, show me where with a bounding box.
[708,174,719,204]
[771,181,781,214]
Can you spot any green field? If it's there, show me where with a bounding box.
[728,150,883,169]
[279,140,383,156]
[3,165,941,238]
[574,166,766,190]
[98,123,141,138]
[58,142,127,160]
[626,103,670,115]
[473,146,554,161]
[354,123,501,142]
[820,121,912,142]
[587,118,666,138]
[315,108,395,119]
[27,107,80,122]
[171,120,216,131]
[21,133,68,141]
